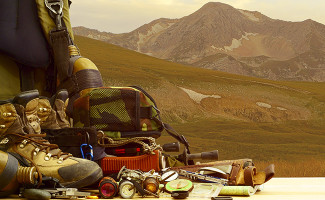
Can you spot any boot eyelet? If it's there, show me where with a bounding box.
[20,140,28,148]
[33,148,40,156]
[0,125,5,129]
[44,153,52,161]
[3,113,12,117]
[0,138,9,144]
[57,157,64,164]
[39,108,48,112]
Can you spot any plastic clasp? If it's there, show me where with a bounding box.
[80,144,94,161]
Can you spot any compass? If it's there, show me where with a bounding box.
[119,180,136,199]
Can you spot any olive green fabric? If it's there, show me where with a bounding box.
[73,87,163,139]
[166,156,185,167]
[35,0,74,45]
[0,54,20,100]
[73,87,161,133]
[0,53,50,100]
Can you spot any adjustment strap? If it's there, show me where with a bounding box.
[44,127,98,147]
[50,29,71,82]
[19,65,35,91]
[163,123,189,148]
[162,122,193,165]
[140,107,152,119]
[58,69,103,97]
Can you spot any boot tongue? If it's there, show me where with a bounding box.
[50,89,69,107]
[13,90,41,134]
[12,90,39,107]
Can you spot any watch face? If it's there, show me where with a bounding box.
[100,182,116,198]
[161,170,179,182]
[143,177,159,193]
[119,181,136,199]
[165,179,193,193]
[99,177,118,198]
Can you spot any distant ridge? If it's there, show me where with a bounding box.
[73,2,325,81]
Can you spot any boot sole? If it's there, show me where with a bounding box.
[62,167,103,188]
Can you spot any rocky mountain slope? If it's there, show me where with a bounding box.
[74,35,325,161]
[73,2,325,81]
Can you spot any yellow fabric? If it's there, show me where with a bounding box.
[166,156,185,167]
[73,58,98,73]
[0,54,21,100]
[254,171,267,185]
[35,0,74,45]
[0,53,50,99]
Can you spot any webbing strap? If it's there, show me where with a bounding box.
[140,107,152,119]
[45,0,75,94]
[162,122,194,165]
[19,64,35,91]
[50,29,71,82]
[162,123,189,148]
[44,127,98,147]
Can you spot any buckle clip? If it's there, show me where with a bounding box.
[45,0,63,15]
[45,0,64,29]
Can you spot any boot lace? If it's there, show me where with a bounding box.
[7,132,72,187]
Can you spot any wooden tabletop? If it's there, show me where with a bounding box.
[239,177,325,200]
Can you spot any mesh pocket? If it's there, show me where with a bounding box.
[89,88,140,131]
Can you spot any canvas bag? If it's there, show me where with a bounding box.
[73,86,163,139]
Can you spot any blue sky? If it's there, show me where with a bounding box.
[69,0,325,33]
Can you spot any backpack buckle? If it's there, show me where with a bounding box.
[45,0,64,29]
[45,0,63,16]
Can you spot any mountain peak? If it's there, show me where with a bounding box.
[73,2,325,82]
[198,2,235,12]
[201,2,234,8]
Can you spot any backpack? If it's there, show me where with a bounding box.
[73,86,163,139]
[72,86,192,162]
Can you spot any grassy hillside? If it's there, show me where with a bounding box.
[74,35,325,164]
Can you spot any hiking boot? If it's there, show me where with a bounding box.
[51,89,70,128]
[0,91,103,188]
[38,96,61,129]
[38,89,70,130]
[12,90,41,134]
[0,100,26,143]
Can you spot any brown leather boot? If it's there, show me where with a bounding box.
[38,89,70,130]
[12,90,41,134]
[0,100,26,142]
[0,91,102,188]
[51,89,70,128]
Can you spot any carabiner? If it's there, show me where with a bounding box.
[45,0,63,16]
[45,0,64,29]
[80,144,94,161]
